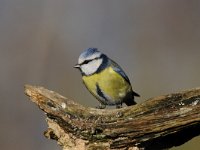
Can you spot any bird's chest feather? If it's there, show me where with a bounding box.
[82,67,131,99]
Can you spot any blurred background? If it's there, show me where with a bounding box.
[0,0,200,150]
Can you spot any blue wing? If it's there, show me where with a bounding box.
[110,59,140,97]
[110,60,131,84]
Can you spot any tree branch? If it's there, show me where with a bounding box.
[24,85,200,150]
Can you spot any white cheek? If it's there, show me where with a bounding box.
[81,59,103,75]
[81,64,95,75]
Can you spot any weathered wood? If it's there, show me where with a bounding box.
[25,85,200,150]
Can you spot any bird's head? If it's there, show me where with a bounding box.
[74,48,108,76]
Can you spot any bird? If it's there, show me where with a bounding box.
[74,48,140,109]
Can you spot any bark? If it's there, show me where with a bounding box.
[25,85,200,150]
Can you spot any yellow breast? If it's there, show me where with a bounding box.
[82,67,132,104]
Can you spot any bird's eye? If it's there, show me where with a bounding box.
[81,57,99,65]
[82,59,92,65]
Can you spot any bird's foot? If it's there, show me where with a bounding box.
[96,103,106,109]
[116,104,122,109]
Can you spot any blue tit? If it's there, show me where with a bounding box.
[74,48,140,109]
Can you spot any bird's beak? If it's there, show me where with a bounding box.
[74,64,80,68]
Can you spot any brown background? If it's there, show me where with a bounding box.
[0,0,200,150]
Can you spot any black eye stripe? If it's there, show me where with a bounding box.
[80,57,100,65]
[84,59,92,64]
[80,59,92,65]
